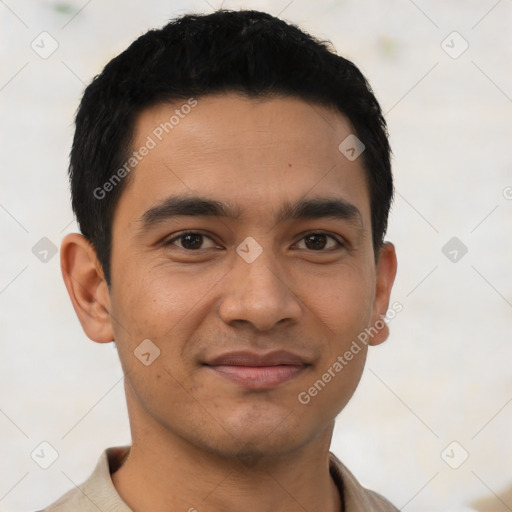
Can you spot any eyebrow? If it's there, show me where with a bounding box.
[139,194,363,230]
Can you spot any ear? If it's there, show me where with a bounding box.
[368,242,398,346]
[60,233,114,343]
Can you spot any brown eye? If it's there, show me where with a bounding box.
[167,232,218,250]
[179,233,203,250]
[296,233,341,251]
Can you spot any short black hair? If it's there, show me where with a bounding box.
[70,9,392,285]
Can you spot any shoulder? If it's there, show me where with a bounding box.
[329,452,399,512]
[37,446,132,512]
[38,486,89,512]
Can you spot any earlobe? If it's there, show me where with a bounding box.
[368,242,398,347]
[60,233,114,343]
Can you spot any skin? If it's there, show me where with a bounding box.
[61,93,397,512]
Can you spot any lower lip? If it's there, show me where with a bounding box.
[207,364,305,389]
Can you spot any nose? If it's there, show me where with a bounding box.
[218,244,303,332]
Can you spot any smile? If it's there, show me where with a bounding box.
[203,350,310,389]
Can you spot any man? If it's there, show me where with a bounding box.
[44,9,399,511]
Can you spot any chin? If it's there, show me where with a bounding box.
[196,408,317,462]
[203,432,306,465]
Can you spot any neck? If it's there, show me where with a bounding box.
[112,406,342,512]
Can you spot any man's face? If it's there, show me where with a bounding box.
[107,93,392,459]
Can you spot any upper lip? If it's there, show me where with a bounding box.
[204,350,309,367]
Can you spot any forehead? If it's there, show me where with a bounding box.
[116,93,370,226]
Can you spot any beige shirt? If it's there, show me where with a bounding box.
[40,446,399,512]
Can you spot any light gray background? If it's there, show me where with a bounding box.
[1,0,511,510]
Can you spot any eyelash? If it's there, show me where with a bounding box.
[165,230,345,252]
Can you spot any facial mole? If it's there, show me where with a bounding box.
[288,163,292,167]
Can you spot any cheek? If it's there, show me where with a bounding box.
[111,261,196,335]
[296,271,372,417]
[299,263,375,337]
[294,263,374,412]
[108,268,201,424]
[109,260,227,374]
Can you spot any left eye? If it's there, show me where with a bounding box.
[295,233,341,251]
